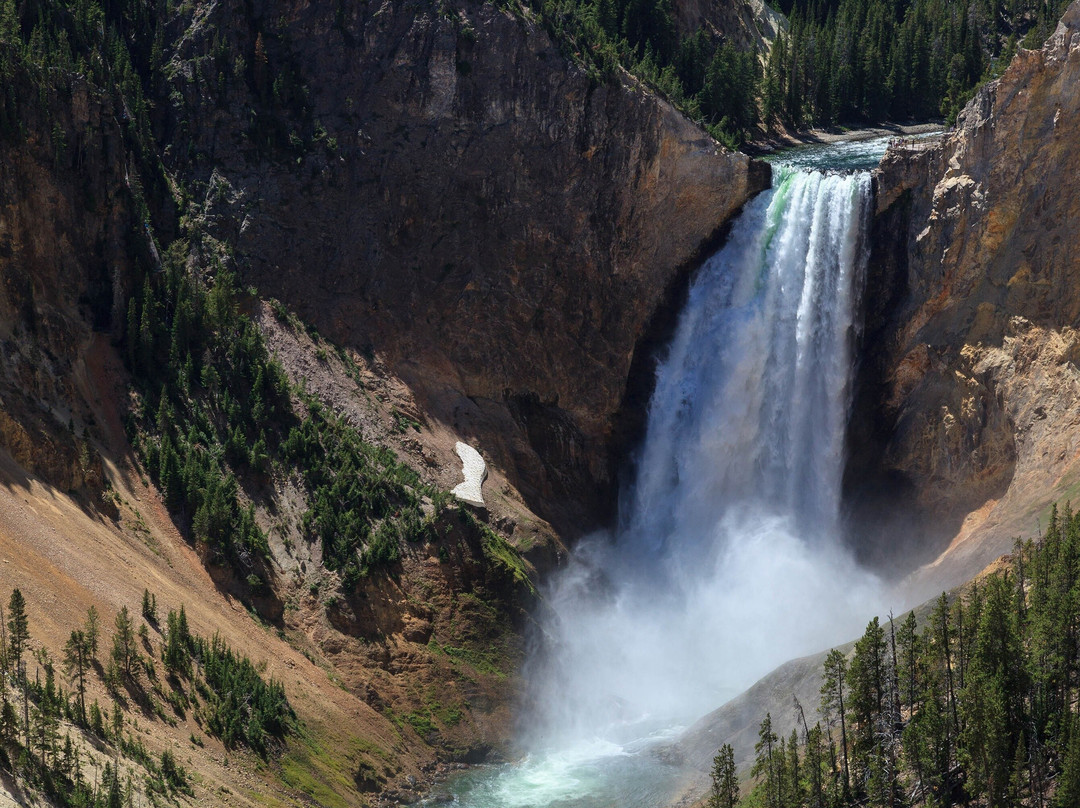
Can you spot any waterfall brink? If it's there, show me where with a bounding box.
[453,154,890,808]
[528,165,878,743]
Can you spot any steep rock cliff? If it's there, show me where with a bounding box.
[850,2,1080,588]
[161,0,769,535]
[0,68,147,503]
[0,0,767,798]
[671,0,784,50]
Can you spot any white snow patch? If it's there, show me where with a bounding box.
[451,442,487,507]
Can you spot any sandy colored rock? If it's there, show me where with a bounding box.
[850,1,1080,590]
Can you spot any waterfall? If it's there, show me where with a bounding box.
[453,153,892,808]
[529,164,879,741]
[627,165,868,565]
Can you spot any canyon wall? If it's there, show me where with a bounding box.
[672,0,785,49]
[0,68,148,503]
[849,1,1080,588]
[0,1,769,796]
[162,0,769,535]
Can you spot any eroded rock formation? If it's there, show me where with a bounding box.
[164,0,770,534]
[850,1,1080,588]
[672,0,784,50]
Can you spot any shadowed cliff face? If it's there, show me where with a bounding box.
[160,0,769,536]
[849,1,1080,588]
[0,71,148,502]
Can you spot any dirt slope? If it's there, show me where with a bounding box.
[0,301,559,805]
[0,438,417,807]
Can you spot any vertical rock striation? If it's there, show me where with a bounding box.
[850,1,1080,587]
[0,71,145,499]
[671,0,785,50]
[166,0,770,534]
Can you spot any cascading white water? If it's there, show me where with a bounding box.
[452,143,895,808]
[628,165,866,558]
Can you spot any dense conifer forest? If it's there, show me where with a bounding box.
[713,503,1080,808]
[2,0,1071,174]
[534,0,1073,144]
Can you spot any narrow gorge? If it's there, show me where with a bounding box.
[0,0,1078,805]
[451,146,890,808]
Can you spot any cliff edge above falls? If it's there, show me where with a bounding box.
[848,1,1080,590]
[167,0,770,536]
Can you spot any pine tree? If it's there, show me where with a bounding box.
[89,700,104,738]
[897,610,920,716]
[102,761,123,808]
[762,35,786,124]
[752,712,779,808]
[849,617,888,797]
[1010,732,1028,805]
[785,727,803,806]
[821,647,851,798]
[111,606,139,681]
[929,593,960,739]
[805,723,826,808]
[63,629,90,722]
[141,588,157,624]
[84,605,100,660]
[0,0,17,42]
[710,743,739,808]
[164,607,192,676]
[31,702,58,768]
[111,700,123,742]
[7,588,29,667]
[0,699,16,746]
[1057,715,1080,808]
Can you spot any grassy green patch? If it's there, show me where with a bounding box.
[435,642,509,680]
[280,731,373,808]
[454,508,535,595]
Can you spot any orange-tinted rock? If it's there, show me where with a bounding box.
[850,1,1080,586]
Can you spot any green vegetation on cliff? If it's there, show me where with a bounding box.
[533,0,1073,141]
[122,245,520,596]
[0,588,290,807]
[528,0,763,144]
[727,502,1080,808]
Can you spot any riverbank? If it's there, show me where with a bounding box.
[745,121,947,155]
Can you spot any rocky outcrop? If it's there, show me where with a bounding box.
[849,2,1080,588]
[664,649,830,798]
[0,70,145,501]
[672,0,785,51]
[163,0,769,535]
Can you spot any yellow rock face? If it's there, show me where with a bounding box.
[855,1,1080,588]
